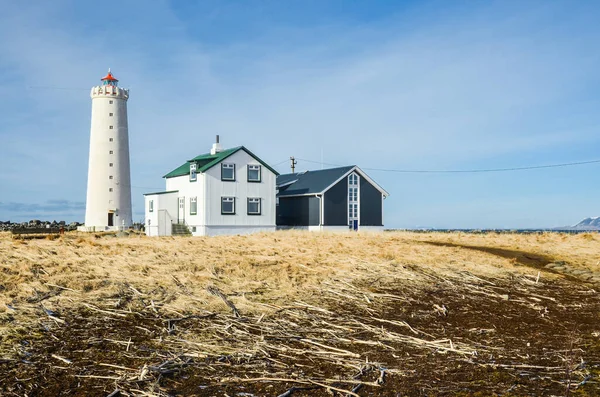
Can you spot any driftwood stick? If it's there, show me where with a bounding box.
[207,285,241,318]
[308,380,360,397]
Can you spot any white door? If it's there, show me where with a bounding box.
[178,197,185,224]
[158,209,167,236]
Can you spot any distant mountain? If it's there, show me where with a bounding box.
[573,217,600,229]
[556,217,600,231]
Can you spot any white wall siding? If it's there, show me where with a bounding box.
[204,150,276,228]
[144,192,178,236]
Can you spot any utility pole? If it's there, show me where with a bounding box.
[290,156,297,173]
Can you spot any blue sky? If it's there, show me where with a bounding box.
[0,0,599,228]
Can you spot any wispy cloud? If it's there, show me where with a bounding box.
[1,1,599,227]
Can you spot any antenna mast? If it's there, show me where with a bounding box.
[290,156,297,173]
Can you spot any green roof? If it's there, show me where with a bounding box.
[163,146,279,179]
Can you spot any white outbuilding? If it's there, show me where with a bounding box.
[144,137,278,236]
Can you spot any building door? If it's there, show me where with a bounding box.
[108,212,114,227]
[178,197,185,224]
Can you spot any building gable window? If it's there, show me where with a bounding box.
[149,200,154,212]
[221,197,235,214]
[190,197,197,215]
[189,163,197,182]
[247,198,261,215]
[348,172,359,229]
[248,165,261,182]
[221,163,235,181]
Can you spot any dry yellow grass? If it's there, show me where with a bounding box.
[2,230,598,314]
[1,230,597,325]
[1,230,599,395]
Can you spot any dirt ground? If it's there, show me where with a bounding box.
[0,231,599,396]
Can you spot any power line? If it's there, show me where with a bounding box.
[272,159,291,167]
[295,158,600,174]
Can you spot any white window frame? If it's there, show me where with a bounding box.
[221,197,235,215]
[189,162,197,182]
[190,196,197,215]
[247,198,261,215]
[348,172,360,229]
[221,163,235,181]
[247,165,261,182]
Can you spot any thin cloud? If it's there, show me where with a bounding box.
[0,1,599,228]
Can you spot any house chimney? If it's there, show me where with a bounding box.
[210,134,223,155]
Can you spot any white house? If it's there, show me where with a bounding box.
[144,137,278,236]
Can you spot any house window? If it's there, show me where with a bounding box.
[189,163,197,182]
[190,197,197,215]
[109,138,113,142]
[221,163,235,181]
[247,198,261,215]
[109,126,114,129]
[109,100,113,104]
[221,197,235,214]
[109,112,113,116]
[348,172,359,229]
[248,165,261,182]
[348,187,358,202]
[149,200,154,212]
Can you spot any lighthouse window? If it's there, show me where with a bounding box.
[109,176,113,179]
[109,138,113,142]
[109,126,113,129]
[109,150,113,154]
[109,113,113,116]
[109,188,113,192]
[109,100,113,104]
[109,163,113,167]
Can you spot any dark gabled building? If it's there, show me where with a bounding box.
[276,166,389,231]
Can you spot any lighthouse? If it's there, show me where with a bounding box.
[83,70,132,230]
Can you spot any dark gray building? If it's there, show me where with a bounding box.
[276,166,389,231]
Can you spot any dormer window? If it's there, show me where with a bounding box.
[221,163,235,181]
[189,162,197,182]
[248,165,261,182]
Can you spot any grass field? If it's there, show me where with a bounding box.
[1,231,599,396]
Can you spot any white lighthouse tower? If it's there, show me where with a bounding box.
[83,69,132,230]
